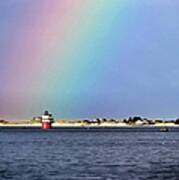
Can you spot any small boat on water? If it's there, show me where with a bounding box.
[160,127,169,132]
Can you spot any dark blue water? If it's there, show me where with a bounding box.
[1,129,179,180]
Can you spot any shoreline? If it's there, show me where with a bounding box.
[0,122,179,128]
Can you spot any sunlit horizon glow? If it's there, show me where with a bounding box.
[1,0,179,120]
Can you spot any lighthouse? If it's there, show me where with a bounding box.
[41,111,54,129]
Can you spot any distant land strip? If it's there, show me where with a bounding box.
[1,116,179,128]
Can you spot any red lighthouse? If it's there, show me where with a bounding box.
[41,111,54,129]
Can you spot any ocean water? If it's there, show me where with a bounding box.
[1,128,179,180]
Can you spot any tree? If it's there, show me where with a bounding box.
[175,119,179,124]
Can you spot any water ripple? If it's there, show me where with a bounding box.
[1,131,179,179]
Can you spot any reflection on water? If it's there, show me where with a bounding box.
[1,129,179,180]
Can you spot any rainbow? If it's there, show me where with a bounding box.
[1,1,133,119]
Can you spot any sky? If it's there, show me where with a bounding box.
[0,0,179,120]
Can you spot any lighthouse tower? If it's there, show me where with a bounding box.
[41,111,54,129]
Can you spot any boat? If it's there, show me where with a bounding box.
[160,127,169,132]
